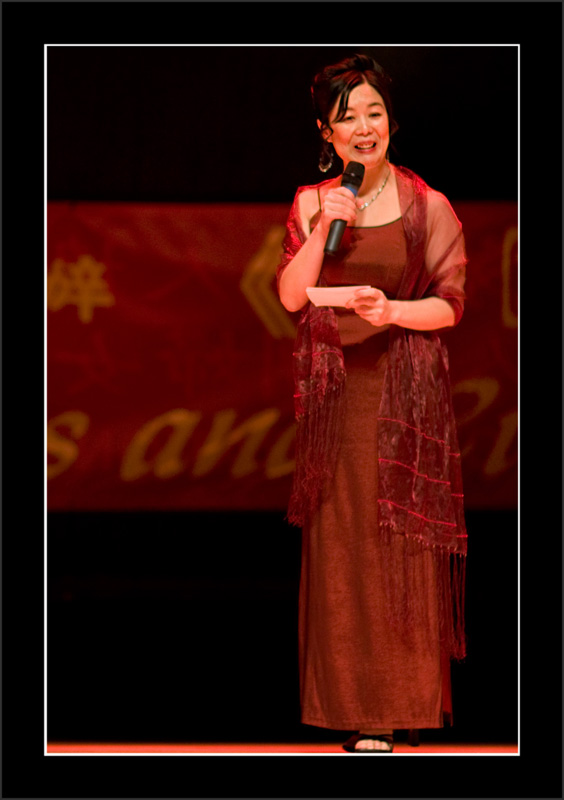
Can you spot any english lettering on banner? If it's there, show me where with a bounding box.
[120,409,202,482]
[47,411,90,479]
[119,407,295,484]
[501,226,518,330]
[192,408,281,478]
[452,377,517,481]
[483,411,518,477]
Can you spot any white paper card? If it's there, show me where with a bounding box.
[306,285,372,307]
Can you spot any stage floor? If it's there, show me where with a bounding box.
[47,741,518,755]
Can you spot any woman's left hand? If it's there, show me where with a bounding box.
[346,287,396,326]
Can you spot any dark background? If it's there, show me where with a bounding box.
[4,3,562,796]
[47,44,518,204]
[47,509,517,745]
[45,42,519,746]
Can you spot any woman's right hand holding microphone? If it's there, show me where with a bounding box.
[317,186,359,237]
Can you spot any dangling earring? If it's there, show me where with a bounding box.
[319,141,334,173]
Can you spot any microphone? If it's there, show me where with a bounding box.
[323,161,365,255]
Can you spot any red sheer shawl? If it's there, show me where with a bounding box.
[277,165,468,660]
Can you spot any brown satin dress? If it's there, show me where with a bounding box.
[298,217,451,731]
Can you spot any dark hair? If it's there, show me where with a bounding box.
[311,54,399,170]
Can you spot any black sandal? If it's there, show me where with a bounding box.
[342,733,394,753]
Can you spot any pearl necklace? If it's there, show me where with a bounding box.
[357,170,390,211]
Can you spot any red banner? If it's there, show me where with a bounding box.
[47,201,517,510]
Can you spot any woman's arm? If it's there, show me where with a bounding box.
[389,296,456,329]
[278,222,330,312]
[346,287,456,330]
[278,186,359,312]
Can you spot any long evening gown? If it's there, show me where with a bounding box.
[298,217,452,731]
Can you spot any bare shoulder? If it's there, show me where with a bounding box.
[297,186,322,219]
[296,179,334,236]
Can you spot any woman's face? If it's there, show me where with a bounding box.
[322,81,390,173]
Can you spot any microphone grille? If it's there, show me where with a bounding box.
[342,160,365,188]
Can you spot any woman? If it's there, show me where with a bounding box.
[277,54,468,753]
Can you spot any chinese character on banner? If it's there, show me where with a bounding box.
[48,255,115,323]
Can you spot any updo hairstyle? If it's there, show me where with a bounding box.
[311,54,399,172]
